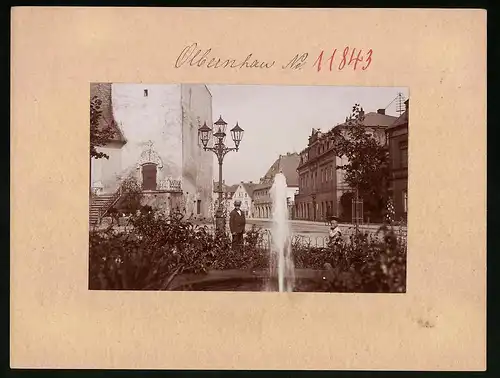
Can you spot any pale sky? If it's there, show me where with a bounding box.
[207,85,409,185]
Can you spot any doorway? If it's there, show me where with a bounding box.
[142,163,157,191]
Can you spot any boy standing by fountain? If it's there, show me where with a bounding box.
[229,199,246,250]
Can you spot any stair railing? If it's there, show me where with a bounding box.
[96,184,124,225]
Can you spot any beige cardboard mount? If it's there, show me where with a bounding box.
[11,7,486,370]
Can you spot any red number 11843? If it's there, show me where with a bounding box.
[313,47,373,72]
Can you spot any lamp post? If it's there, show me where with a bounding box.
[311,192,317,222]
[198,116,244,233]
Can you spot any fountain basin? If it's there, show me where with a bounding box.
[168,269,330,292]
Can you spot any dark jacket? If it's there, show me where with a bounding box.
[229,208,246,234]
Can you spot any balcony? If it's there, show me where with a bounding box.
[153,178,182,193]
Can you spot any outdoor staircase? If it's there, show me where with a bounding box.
[89,191,121,227]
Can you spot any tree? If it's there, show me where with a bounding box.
[90,95,116,160]
[339,191,354,221]
[331,104,390,221]
[115,176,144,214]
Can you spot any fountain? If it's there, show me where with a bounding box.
[168,173,328,292]
[269,172,295,292]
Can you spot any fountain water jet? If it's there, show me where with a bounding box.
[269,172,295,292]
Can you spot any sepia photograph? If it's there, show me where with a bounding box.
[89,83,409,293]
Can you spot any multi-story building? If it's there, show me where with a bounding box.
[295,109,397,222]
[252,152,300,219]
[386,99,409,222]
[89,83,214,223]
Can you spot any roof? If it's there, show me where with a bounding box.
[335,112,398,129]
[261,152,300,187]
[240,182,257,196]
[252,182,270,191]
[362,112,398,127]
[213,181,238,193]
[90,83,126,144]
[387,109,409,130]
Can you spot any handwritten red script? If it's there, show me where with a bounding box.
[174,43,373,72]
[313,48,373,71]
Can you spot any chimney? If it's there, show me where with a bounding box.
[359,108,365,118]
[377,109,385,115]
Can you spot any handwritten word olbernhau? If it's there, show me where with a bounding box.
[174,43,373,72]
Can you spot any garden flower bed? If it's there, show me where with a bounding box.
[89,212,407,293]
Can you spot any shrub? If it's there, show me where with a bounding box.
[292,224,406,292]
[210,225,269,271]
[115,176,143,214]
[89,213,269,290]
[89,210,406,292]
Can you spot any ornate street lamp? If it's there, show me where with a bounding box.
[199,116,244,233]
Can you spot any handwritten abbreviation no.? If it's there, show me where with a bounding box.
[282,53,309,70]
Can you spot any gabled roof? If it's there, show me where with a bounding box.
[279,153,300,187]
[90,83,126,144]
[262,152,300,187]
[213,181,238,193]
[240,182,257,197]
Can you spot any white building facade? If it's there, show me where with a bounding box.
[90,83,214,218]
[232,182,255,217]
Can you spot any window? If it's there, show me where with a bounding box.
[400,140,408,168]
[144,89,149,97]
[245,193,247,197]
